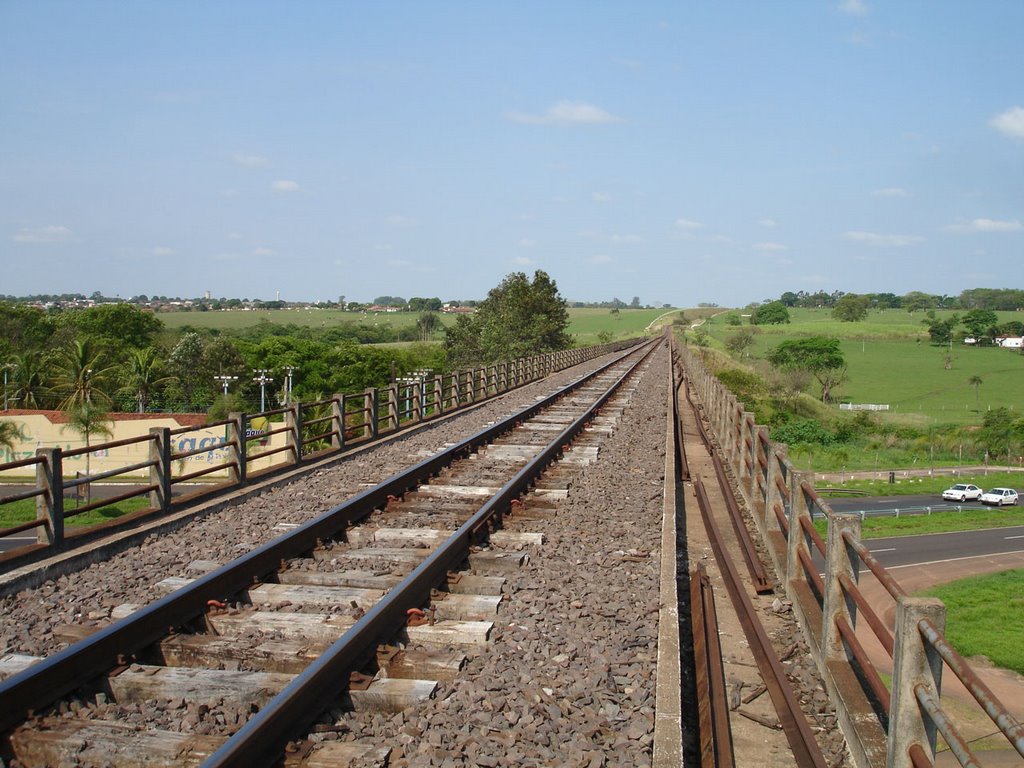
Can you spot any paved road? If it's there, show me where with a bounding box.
[860,525,1024,569]
[827,491,1021,517]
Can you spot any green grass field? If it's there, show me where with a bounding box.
[814,507,1024,540]
[921,570,1024,674]
[157,306,676,344]
[704,308,1024,425]
[0,496,150,530]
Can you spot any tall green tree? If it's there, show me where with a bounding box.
[62,402,113,504]
[768,336,847,402]
[119,348,177,413]
[444,271,571,367]
[968,375,983,411]
[832,294,870,322]
[750,301,790,325]
[51,339,116,409]
[7,351,48,409]
[416,311,441,342]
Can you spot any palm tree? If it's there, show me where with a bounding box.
[119,347,176,413]
[62,402,113,505]
[416,312,441,342]
[7,352,47,409]
[51,339,115,410]
[968,375,983,412]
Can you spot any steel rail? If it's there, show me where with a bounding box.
[0,341,656,740]
[690,564,734,768]
[203,340,660,767]
[693,475,828,768]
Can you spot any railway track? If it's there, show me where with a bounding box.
[0,341,658,767]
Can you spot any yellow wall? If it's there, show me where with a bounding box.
[0,413,287,479]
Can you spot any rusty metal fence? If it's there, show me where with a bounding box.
[0,340,640,558]
[674,343,1024,768]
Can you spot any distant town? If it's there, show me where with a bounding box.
[0,292,672,314]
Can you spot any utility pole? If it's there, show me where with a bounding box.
[214,374,238,397]
[283,366,298,405]
[253,369,272,413]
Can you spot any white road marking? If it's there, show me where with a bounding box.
[1004,535,1024,540]
[868,547,896,553]
[883,550,1024,569]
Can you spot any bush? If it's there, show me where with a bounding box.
[771,418,834,446]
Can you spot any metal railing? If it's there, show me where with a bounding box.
[0,340,641,559]
[674,342,1024,768]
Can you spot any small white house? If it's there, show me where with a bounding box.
[996,336,1023,349]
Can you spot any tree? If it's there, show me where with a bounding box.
[62,402,113,505]
[7,351,47,409]
[962,309,999,342]
[968,375,982,411]
[768,337,847,402]
[832,294,869,322]
[725,327,758,358]
[119,347,176,413]
[921,311,960,345]
[416,311,441,342]
[51,339,116,409]
[750,301,790,325]
[629,296,641,309]
[444,270,571,367]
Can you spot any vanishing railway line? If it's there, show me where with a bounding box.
[5,333,1010,767]
[2,341,673,766]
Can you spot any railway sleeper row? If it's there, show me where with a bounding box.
[0,344,652,767]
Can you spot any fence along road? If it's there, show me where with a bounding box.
[675,340,1024,768]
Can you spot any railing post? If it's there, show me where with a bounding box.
[451,372,461,408]
[35,447,64,545]
[433,374,444,415]
[823,514,861,660]
[364,387,379,439]
[331,394,345,451]
[229,412,247,485]
[765,444,785,535]
[386,384,398,431]
[887,597,946,768]
[148,427,172,513]
[285,405,302,465]
[786,470,811,587]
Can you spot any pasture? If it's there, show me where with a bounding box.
[157,306,677,344]
[704,308,1024,425]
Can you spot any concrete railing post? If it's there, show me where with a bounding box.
[148,427,172,512]
[285,405,302,464]
[386,384,398,431]
[823,514,862,660]
[364,388,379,439]
[35,447,64,545]
[228,412,247,485]
[786,470,811,587]
[765,445,784,536]
[331,394,345,451]
[433,374,444,415]
[887,597,946,768]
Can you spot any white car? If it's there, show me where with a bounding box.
[980,488,1019,506]
[941,483,983,502]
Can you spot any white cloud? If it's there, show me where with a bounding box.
[386,215,416,228]
[873,187,908,198]
[386,259,413,268]
[706,234,735,244]
[12,225,76,244]
[233,153,269,168]
[839,0,868,15]
[758,218,777,228]
[990,106,1024,140]
[592,192,612,203]
[843,230,924,247]
[152,246,174,256]
[373,243,393,251]
[505,100,622,126]
[252,247,277,256]
[753,242,789,252]
[512,256,534,266]
[611,234,645,244]
[272,180,300,192]
[944,218,1022,233]
[212,252,242,261]
[673,218,703,231]
[227,231,243,240]
[518,238,537,248]
[587,254,613,264]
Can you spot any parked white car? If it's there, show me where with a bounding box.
[980,488,1019,506]
[941,483,983,502]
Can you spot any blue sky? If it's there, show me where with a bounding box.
[2,1,1022,307]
